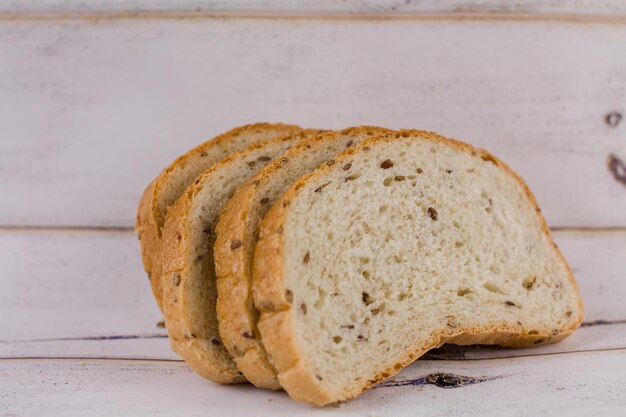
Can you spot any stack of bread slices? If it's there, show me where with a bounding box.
[136,123,583,405]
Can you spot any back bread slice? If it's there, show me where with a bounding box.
[136,123,302,311]
[253,130,584,405]
[161,131,311,384]
[215,127,391,389]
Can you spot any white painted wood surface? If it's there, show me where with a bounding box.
[3,351,626,417]
[2,3,625,415]
[2,0,626,19]
[1,18,625,228]
[0,229,172,360]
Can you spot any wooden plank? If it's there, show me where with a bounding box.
[0,19,625,228]
[0,229,624,360]
[2,0,626,19]
[0,337,175,361]
[2,350,626,416]
[1,322,622,362]
[558,230,626,322]
[0,229,170,359]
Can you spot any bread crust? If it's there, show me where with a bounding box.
[136,178,160,305]
[162,133,304,384]
[253,130,584,405]
[135,123,301,312]
[215,127,389,389]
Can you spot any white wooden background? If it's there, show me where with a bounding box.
[1,1,625,415]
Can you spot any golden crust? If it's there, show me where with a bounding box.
[135,178,161,306]
[135,123,302,312]
[252,130,584,405]
[215,127,391,389]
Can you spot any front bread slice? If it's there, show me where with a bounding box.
[136,123,302,311]
[215,127,391,389]
[253,130,583,405]
[161,132,308,384]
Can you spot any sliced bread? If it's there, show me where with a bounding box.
[161,131,313,384]
[215,127,391,389]
[253,130,583,404]
[136,123,302,311]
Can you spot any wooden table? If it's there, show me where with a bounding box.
[1,1,625,415]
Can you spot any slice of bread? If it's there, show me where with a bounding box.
[161,131,312,384]
[136,123,301,311]
[253,130,583,405]
[215,127,391,389]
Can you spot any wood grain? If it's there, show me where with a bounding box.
[1,229,624,360]
[2,0,626,19]
[3,350,625,416]
[0,19,624,228]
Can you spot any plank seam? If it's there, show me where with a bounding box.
[0,333,168,343]
[0,356,182,362]
[1,11,626,25]
[0,225,135,232]
[1,346,624,363]
[580,319,626,327]
[1,225,625,233]
[2,320,622,344]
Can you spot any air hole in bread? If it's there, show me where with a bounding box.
[490,265,502,275]
[483,282,506,295]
